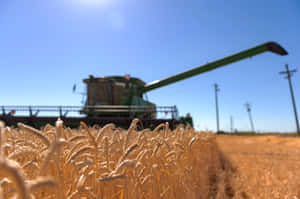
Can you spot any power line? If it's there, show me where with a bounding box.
[279,64,299,134]
[214,83,220,132]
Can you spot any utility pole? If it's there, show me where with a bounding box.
[245,103,255,132]
[279,64,300,134]
[214,84,220,132]
[230,116,234,133]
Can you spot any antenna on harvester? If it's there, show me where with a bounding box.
[279,64,300,134]
[72,84,86,105]
[245,103,255,133]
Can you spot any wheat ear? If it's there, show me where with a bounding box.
[95,123,115,143]
[124,119,139,151]
[80,121,97,147]
[118,143,138,165]
[188,137,198,149]
[99,174,126,182]
[153,123,165,134]
[55,118,64,139]
[68,135,88,143]
[0,158,30,199]
[111,159,135,176]
[27,177,57,193]
[67,146,95,164]
[17,123,50,147]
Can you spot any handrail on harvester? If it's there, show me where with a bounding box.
[1,105,178,119]
[141,42,288,93]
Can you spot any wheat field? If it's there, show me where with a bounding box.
[217,135,300,199]
[0,119,231,199]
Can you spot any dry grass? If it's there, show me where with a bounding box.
[0,119,231,199]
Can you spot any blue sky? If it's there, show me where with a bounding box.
[0,0,299,132]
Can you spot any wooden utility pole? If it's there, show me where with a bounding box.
[214,84,220,132]
[245,103,255,132]
[230,116,234,133]
[279,64,300,134]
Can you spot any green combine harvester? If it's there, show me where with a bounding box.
[0,42,288,128]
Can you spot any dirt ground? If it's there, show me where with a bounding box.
[216,135,300,199]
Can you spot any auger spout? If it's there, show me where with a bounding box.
[141,42,288,93]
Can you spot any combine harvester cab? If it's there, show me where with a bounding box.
[0,42,287,129]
